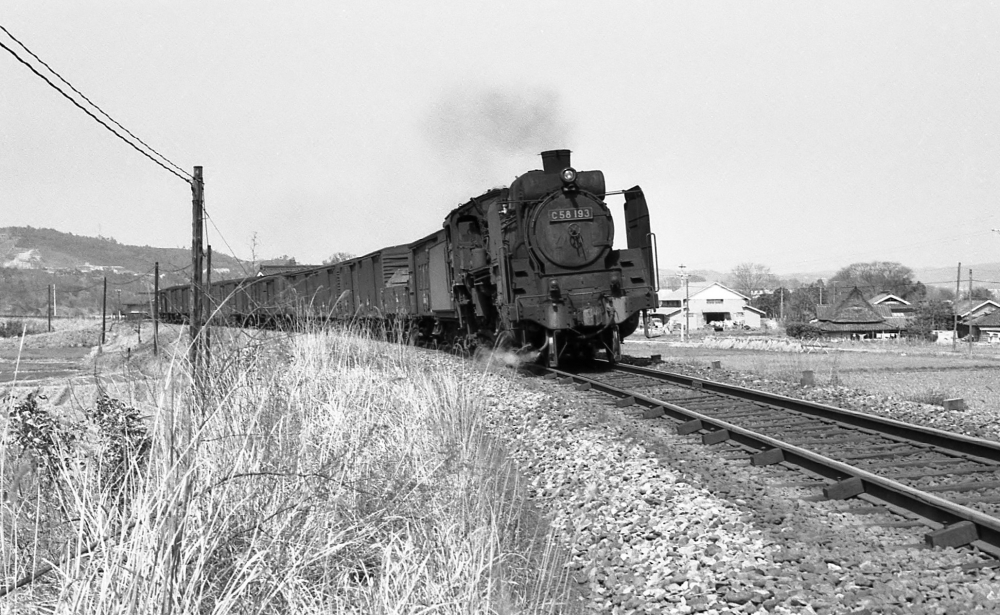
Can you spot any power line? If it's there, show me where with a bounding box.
[0,24,191,180]
[205,211,252,277]
[0,28,191,184]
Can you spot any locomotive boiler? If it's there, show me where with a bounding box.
[159,149,659,367]
[443,149,658,365]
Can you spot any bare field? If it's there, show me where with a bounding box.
[624,336,1000,414]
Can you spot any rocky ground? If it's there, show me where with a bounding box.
[476,353,1000,614]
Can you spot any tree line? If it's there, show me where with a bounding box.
[726,260,996,339]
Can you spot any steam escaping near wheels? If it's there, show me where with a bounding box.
[473,346,542,368]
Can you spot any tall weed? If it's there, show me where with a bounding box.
[0,324,569,613]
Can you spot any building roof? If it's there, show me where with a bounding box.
[969,309,1000,328]
[871,293,911,306]
[815,287,886,324]
[813,319,907,333]
[657,281,750,302]
[953,299,1000,318]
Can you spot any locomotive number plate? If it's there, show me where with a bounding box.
[549,207,593,222]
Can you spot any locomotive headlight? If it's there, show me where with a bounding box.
[560,167,577,184]
[549,278,562,301]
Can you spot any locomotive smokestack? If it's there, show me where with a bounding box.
[541,149,572,174]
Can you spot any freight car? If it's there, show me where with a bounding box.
[159,149,659,366]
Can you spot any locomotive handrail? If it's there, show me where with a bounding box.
[647,231,660,292]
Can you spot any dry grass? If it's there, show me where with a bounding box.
[0,325,572,614]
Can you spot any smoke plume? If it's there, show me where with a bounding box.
[423,86,573,188]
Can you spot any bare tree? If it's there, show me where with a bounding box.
[728,262,776,299]
[830,261,916,298]
[248,232,261,273]
[323,252,356,265]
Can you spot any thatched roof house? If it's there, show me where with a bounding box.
[813,287,908,339]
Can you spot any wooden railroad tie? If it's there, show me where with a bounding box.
[702,429,730,445]
[677,419,703,435]
[926,521,978,549]
[642,406,665,419]
[944,398,966,411]
[751,448,785,466]
[615,395,635,408]
[823,477,865,500]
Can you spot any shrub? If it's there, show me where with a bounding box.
[0,319,44,338]
[84,394,151,507]
[785,322,822,339]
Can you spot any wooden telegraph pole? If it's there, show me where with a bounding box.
[953,262,961,351]
[153,261,159,356]
[190,166,205,370]
[205,244,212,369]
[969,268,974,353]
[101,276,108,346]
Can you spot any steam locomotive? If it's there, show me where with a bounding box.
[159,150,659,366]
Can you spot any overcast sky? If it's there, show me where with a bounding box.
[2,2,999,276]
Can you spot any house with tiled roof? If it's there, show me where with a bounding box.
[968,309,1000,343]
[870,293,914,317]
[812,287,908,339]
[651,282,764,332]
[953,299,1000,321]
[952,299,1000,338]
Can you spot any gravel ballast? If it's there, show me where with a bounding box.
[474,357,1000,614]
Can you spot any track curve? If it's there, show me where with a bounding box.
[526,359,1000,558]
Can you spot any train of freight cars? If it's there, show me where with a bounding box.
[159,150,659,367]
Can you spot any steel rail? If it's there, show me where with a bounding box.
[532,363,1000,554]
[604,361,1000,464]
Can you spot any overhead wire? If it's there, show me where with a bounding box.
[0,24,191,181]
[0,24,265,309]
[0,28,191,184]
[205,210,253,277]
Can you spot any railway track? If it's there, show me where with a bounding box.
[527,360,1000,558]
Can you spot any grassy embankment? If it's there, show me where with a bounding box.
[0,324,570,613]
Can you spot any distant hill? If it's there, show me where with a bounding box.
[776,264,1000,292]
[0,227,256,317]
[911,263,1000,290]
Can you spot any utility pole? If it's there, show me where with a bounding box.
[205,244,212,369]
[47,284,52,332]
[679,264,690,342]
[101,276,107,347]
[153,261,159,356]
[190,166,205,371]
[969,268,974,353]
[953,262,961,351]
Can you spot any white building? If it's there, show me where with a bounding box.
[649,282,764,332]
